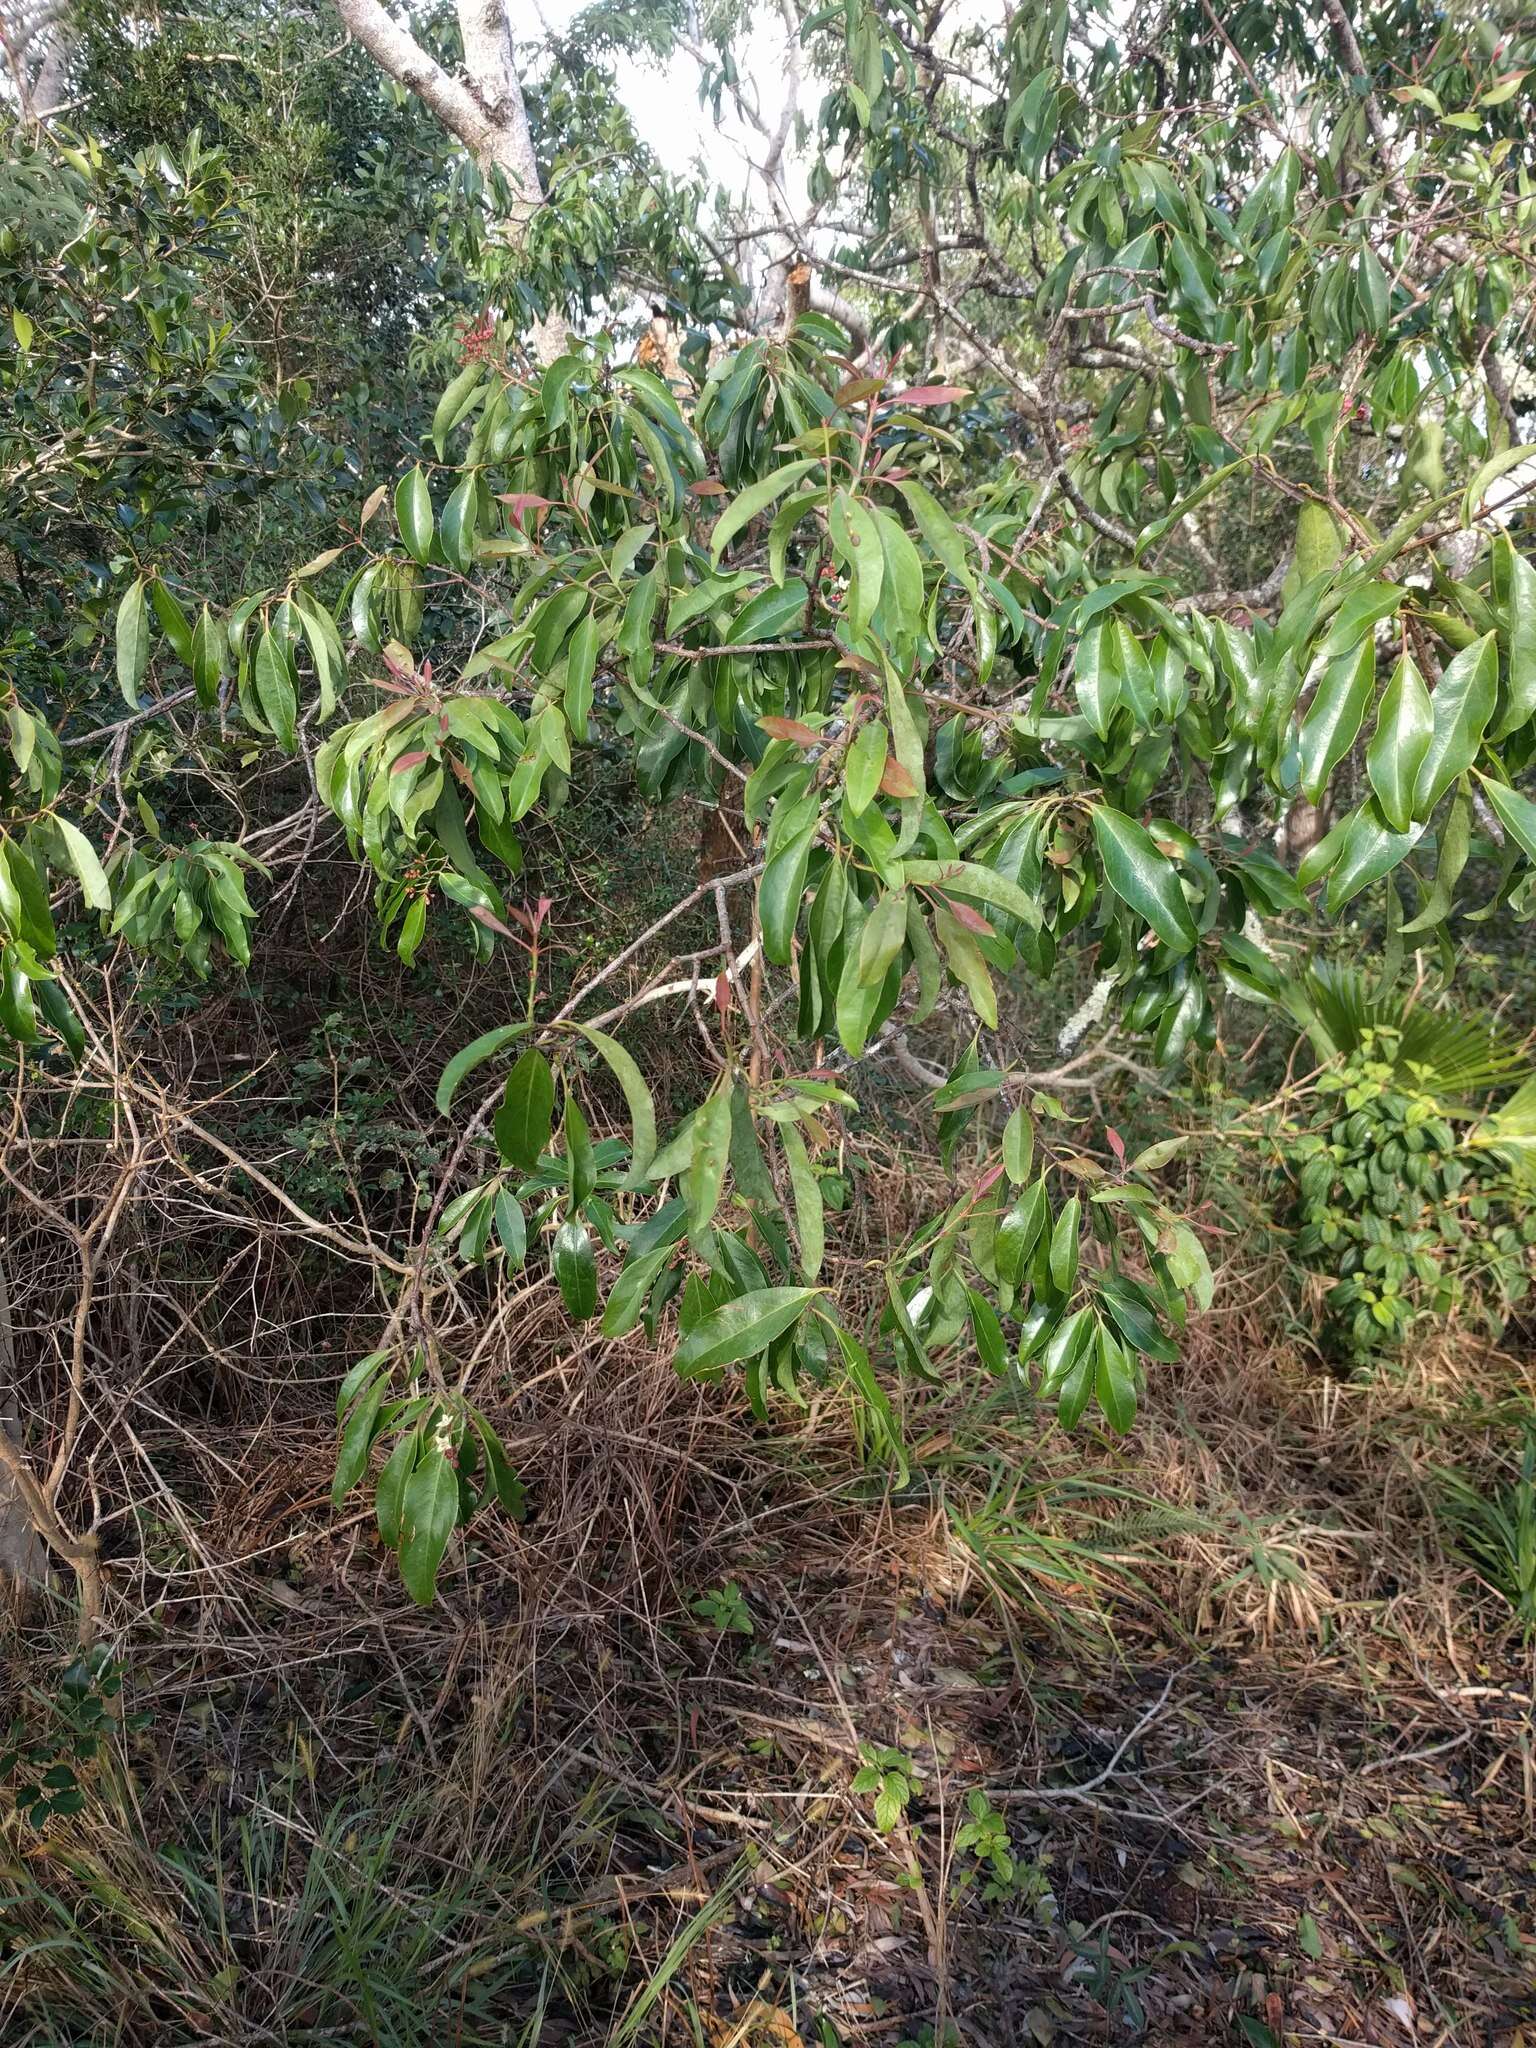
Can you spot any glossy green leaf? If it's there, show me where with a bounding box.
[575,1023,658,1182]
[857,889,908,986]
[674,1286,819,1378]
[494,1047,555,1171]
[1094,1326,1138,1433]
[1413,633,1497,819]
[471,1412,526,1518]
[115,577,150,710]
[900,858,1042,930]
[191,605,225,707]
[894,475,976,595]
[331,1374,386,1504]
[1366,653,1432,832]
[440,472,479,573]
[779,1121,825,1280]
[844,719,888,816]
[1494,539,1536,740]
[436,1022,527,1114]
[932,903,996,1028]
[684,1090,733,1239]
[564,607,599,742]
[1400,790,1471,933]
[1355,242,1390,332]
[375,1430,418,1547]
[494,1188,527,1267]
[1295,502,1342,584]
[1048,1195,1081,1294]
[884,674,927,816]
[1043,1309,1096,1428]
[966,1288,1008,1375]
[1297,638,1373,806]
[1477,774,1536,865]
[1098,1276,1178,1361]
[293,591,343,721]
[34,977,82,1060]
[601,1243,673,1337]
[53,818,110,912]
[1091,808,1197,955]
[1074,621,1121,739]
[395,465,434,565]
[1002,1104,1033,1183]
[432,359,485,457]
[254,628,298,753]
[831,491,885,638]
[552,1218,598,1320]
[995,1178,1048,1286]
[564,1092,597,1210]
[1461,443,1536,528]
[335,1348,390,1423]
[873,505,924,636]
[710,458,822,563]
[1165,1223,1215,1311]
[1325,799,1422,911]
[759,809,819,964]
[149,579,193,664]
[399,1449,460,1603]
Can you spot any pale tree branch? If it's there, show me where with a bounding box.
[27,20,71,117]
[454,0,544,218]
[6,0,66,58]
[333,0,500,161]
[331,0,567,357]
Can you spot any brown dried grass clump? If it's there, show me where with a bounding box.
[5,938,1536,2042]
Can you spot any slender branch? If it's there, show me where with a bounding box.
[0,1432,102,1641]
[657,638,837,660]
[553,864,762,1024]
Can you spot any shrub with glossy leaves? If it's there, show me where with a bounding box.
[1289,1027,1536,1373]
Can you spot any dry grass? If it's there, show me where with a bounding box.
[5,1271,1536,2044]
[3,925,1536,2044]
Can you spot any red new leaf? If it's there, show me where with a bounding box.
[468,902,517,940]
[498,492,552,530]
[939,895,995,936]
[759,715,822,746]
[889,384,970,409]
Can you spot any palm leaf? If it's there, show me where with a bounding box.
[1464,1074,1536,1179]
[1283,963,1526,1099]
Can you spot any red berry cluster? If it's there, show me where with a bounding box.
[458,313,495,362]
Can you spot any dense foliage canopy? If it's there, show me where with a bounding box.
[5,0,1536,1609]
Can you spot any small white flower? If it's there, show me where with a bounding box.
[1242,906,1277,960]
[1058,972,1115,1052]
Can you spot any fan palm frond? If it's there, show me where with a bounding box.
[1464,1074,1536,1179]
[1283,964,1527,1099]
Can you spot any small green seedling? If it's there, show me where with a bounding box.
[851,1743,921,1832]
[690,1581,753,1635]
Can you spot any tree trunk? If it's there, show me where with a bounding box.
[0,1256,47,1617]
[1,0,73,120]
[454,0,540,216]
[333,0,568,360]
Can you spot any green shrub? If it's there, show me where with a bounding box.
[1287,1027,1536,1375]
